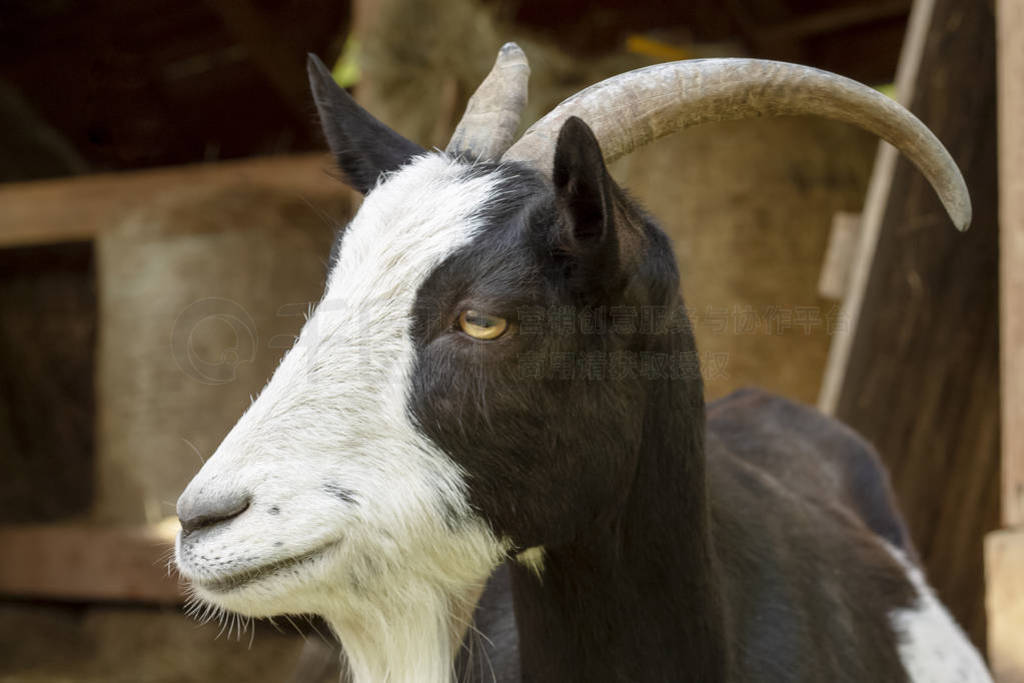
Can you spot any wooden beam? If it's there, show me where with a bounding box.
[760,0,911,42]
[998,0,1024,528]
[0,153,351,249]
[986,529,1024,682]
[0,520,182,603]
[819,0,998,649]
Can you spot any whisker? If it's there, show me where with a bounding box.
[304,614,331,644]
[267,616,286,635]
[180,436,206,465]
[283,614,310,643]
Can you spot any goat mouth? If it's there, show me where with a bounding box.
[199,542,338,593]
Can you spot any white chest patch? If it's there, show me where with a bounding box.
[885,546,992,682]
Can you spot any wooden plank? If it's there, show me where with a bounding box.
[0,519,182,603]
[998,0,1024,527]
[986,529,1024,682]
[818,211,861,300]
[760,0,911,42]
[818,0,934,414]
[821,0,999,650]
[0,152,349,248]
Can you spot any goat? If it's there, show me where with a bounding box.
[175,44,991,682]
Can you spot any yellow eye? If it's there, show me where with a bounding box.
[458,310,508,340]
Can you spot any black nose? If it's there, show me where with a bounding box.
[178,492,250,535]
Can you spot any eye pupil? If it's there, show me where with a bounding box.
[466,313,494,327]
[459,310,509,340]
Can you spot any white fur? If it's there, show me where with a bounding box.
[515,546,545,580]
[175,155,510,683]
[885,545,992,682]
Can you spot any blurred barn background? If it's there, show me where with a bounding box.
[0,0,1017,681]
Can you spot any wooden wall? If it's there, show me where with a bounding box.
[828,0,999,650]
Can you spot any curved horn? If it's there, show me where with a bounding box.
[504,59,970,231]
[446,42,531,161]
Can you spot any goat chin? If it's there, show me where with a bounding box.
[323,589,460,683]
[183,567,491,683]
[332,566,495,682]
[178,518,503,683]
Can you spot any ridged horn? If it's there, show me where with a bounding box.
[503,59,970,231]
[446,42,531,161]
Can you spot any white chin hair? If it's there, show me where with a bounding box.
[180,546,342,619]
[178,519,506,683]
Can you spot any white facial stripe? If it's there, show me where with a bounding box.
[884,546,992,683]
[175,154,511,683]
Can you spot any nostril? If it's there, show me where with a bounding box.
[178,494,250,536]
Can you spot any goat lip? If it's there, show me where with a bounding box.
[197,541,338,594]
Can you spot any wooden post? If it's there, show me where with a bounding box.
[818,0,933,414]
[989,1,1024,680]
[819,0,999,650]
[998,0,1024,532]
[987,530,1024,681]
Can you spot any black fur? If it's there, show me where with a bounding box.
[306,54,424,194]
[406,121,918,681]
[312,93,924,681]
[454,564,521,683]
[322,483,357,505]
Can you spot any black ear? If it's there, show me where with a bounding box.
[307,54,425,194]
[552,117,619,288]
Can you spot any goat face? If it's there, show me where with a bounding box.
[406,122,691,550]
[175,153,512,621]
[175,77,687,672]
